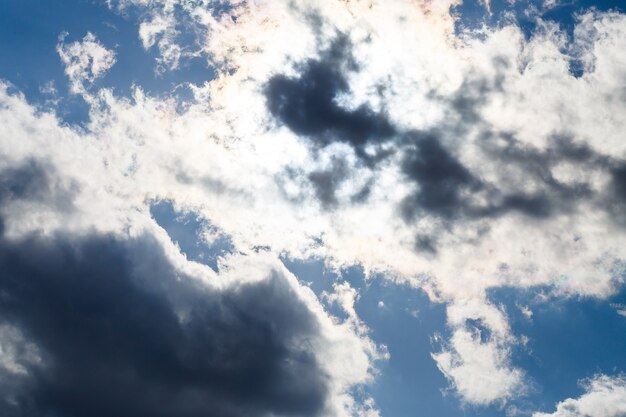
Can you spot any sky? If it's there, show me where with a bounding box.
[0,1,625,417]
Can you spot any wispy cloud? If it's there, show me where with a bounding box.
[56,32,116,96]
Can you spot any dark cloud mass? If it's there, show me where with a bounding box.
[399,125,615,225]
[612,164,626,202]
[608,162,626,225]
[264,40,603,224]
[399,130,599,222]
[264,31,626,261]
[265,37,395,154]
[0,159,75,210]
[308,158,349,209]
[0,164,331,417]
[0,232,329,417]
[401,133,478,220]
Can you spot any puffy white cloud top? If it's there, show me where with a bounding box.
[534,375,626,417]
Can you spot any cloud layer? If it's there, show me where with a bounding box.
[0,159,381,416]
[1,0,625,412]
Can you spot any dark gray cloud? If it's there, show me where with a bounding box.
[265,44,536,222]
[0,166,331,417]
[398,62,603,224]
[0,232,330,417]
[265,36,395,160]
[398,65,625,226]
[0,159,75,211]
[0,159,76,236]
[399,130,602,224]
[611,164,626,202]
[308,158,349,209]
[265,36,626,257]
[606,162,626,226]
[400,132,479,221]
[265,36,398,209]
[414,234,438,255]
[475,132,603,218]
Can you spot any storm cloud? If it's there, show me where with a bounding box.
[0,230,332,417]
[0,164,333,417]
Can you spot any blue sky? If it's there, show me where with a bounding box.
[0,0,211,123]
[1,1,626,417]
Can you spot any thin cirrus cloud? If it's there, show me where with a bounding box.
[0,0,625,416]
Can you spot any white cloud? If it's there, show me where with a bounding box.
[1,0,626,408]
[543,0,561,10]
[137,13,183,72]
[518,304,533,320]
[56,32,116,95]
[432,299,525,405]
[534,375,626,417]
[611,304,626,318]
[323,281,389,362]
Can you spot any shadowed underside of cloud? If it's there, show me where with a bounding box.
[401,130,615,224]
[265,37,396,160]
[400,132,478,221]
[0,159,74,211]
[0,231,330,417]
[0,161,332,417]
[264,35,626,233]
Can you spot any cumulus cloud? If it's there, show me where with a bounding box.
[534,375,626,417]
[0,160,383,417]
[0,234,324,417]
[1,0,625,409]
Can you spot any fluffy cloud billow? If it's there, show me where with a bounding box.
[0,0,625,415]
[0,158,382,417]
[534,375,626,417]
